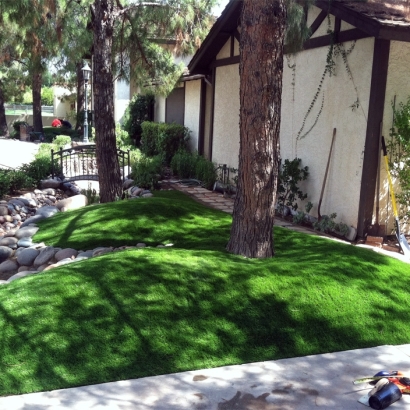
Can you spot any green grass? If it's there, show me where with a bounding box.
[0,190,409,396]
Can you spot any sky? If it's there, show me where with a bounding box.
[213,0,230,17]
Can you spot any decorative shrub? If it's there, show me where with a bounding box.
[170,150,197,179]
[0,171,11,199]
[123,94,155,146]
[277,158,309,212]
[0,169,34,198]
[20,156,59,188]
[170,150,217,190]
[131,155,163,190]
[140,122,190,165]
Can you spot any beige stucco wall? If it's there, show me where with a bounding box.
[154,96,166,123]
[280,37,374,228]
[212,64,240,169]
[53,86,74,119]
[216,40,231,59]
[379,40,410,234]
[184,80,201,152]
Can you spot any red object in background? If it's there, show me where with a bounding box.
[51,119,62,127]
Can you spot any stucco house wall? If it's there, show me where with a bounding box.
[184,80,201,152]
[212,64,240,169]
[281,37,374,227]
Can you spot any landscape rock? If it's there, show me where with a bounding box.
[36,206,59,218]
[0,237,18,247]
[20,215,46,228]
[0,259,19,274]
[55,248,78,261]
[33,246,56,267]
[17,248,41,266]
[15,226,39,239]
[17,238,33,248]
[0,246,13,263]
[40,179,62,190]
[56,195,88,211]
[0,206,8,216]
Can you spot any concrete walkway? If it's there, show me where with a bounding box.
[2,345,410,409]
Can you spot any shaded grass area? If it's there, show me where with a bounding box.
[0,191,409,396]
[33,191,231,251]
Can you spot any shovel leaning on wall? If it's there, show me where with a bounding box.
[381,136,410,258]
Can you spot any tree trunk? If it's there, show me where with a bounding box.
[32,70,43,132]
[0,83,9,137]
[75,61,84,132]
[93,0,122,203]
[226,0,287,258]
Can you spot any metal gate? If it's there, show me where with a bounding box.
[51,144,130,183]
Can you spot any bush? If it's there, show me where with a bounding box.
[195,156,217,190]
[170,150,217,190]
[277,158,309,212]
[131,155,163,190]
[20,156,58,188]
[42,127,80,143]
[140,122,190,165]
[0,171,11,199]
[170,150,197,179]
[123,94,155,146]
[0,169,34,198]
[52,135,72,150]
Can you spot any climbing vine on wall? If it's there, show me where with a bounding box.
[296,15,362,140]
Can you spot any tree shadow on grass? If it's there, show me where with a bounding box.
[0,228,408,396]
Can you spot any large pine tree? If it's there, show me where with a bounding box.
[226,0,310,258]
[91,0,217,202]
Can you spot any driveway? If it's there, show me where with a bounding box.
[0,138,39,169]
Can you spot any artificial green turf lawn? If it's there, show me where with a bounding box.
[0,190,409,396]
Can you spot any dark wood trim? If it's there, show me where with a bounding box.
[357,39,390,238]
[334,17,341,42]
[294,28,370,53]
[210,55,240,69]
[198,78,206,156]
[309,10,327,37]
[230,35,235,57]
[209,67,216,161]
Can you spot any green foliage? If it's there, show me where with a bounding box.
[52,135,72,150]
[170,149,197,179]
[12,120,29,133]
[277,158,309,212]
[42,127,79,143]
[41,87,53,106]
[0,171,11,198]
[20,156,57,188]
[140,122,190,165]
[123,94,155,146]
[170,150,217,190]
[131,155,163,190]
[0,169,34,198]
[313,213,337,233]
[80,183,100,205]
[389,96,410,226]
[292,201,313,225]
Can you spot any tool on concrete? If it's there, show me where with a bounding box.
[318,128,336,221]
[382,136,410,258]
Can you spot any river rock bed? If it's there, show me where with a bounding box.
[0,178,158,285]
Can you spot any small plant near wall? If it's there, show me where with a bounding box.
[277,158,309,215]
[293,201,313,225]
[388,96,410,226]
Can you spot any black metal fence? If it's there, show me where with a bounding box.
[51,145,130,183]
